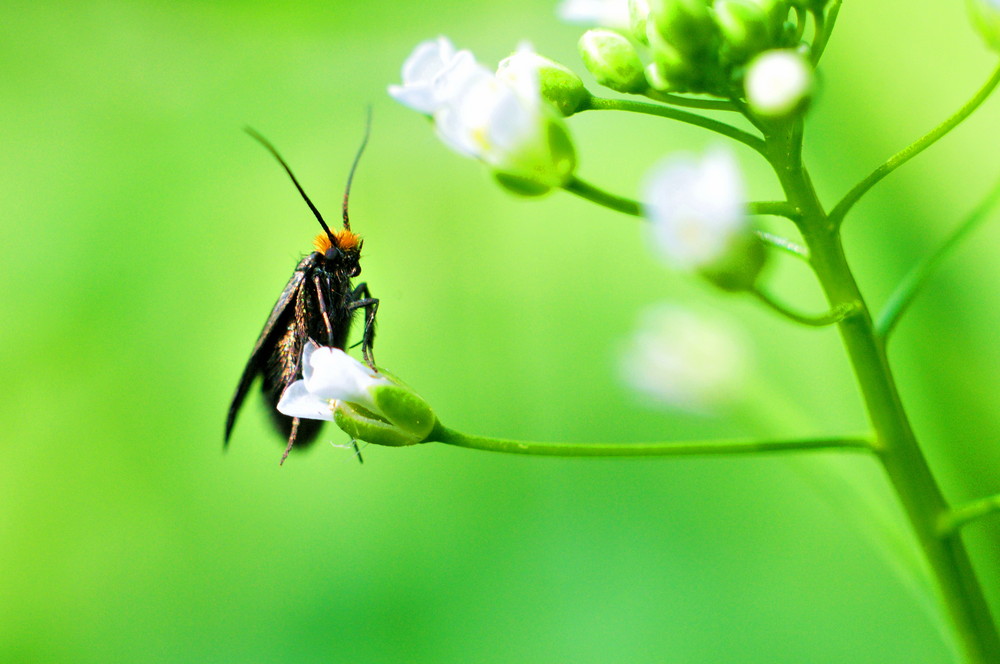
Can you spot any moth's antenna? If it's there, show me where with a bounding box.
[244,127,336,244]
[342,106,373,232]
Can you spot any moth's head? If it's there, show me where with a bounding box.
[314,229,363,276]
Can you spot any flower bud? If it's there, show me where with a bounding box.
[648,0,719,56]
[645,25,699,92]
[578,29,647,93]
[715,0,772,63]
[498,50,589,116]
[745,0,789,40]
[699,233,766,292]
[629,0,652,44]
[641,148,762,286]
[744,49,812,118]
[968,0,1000,51]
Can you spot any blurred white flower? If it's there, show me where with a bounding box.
[557,0,631,29]
[744,50,813,117]
[391,39,576,192]
[620,305,750,412]
[641,148,748,271]
[277,340,392,421]
[968,0,1000,51]
[388,36,481,115]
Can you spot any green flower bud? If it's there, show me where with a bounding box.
[648,0,719,56]
[333,383,438,447]
[578,29,647,93]
[745,0,789,41]
[699,234,767,292]
[968,0,1000,52]
[715,0,772,63]
[497,50,589,117]
[629,0,652,44]
[645,24,699,92]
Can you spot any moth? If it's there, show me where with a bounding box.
[225,119,378,464]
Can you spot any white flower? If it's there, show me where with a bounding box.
[744,50,813,118]
[388,36,482,115]
[641,148,748,271]
[968,0,1000,51]
[620,305,749,412]
[391,39,576,192]
[557,0,631,30]
[277,340,392,421]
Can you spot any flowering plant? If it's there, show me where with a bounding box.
[298,2,1000,660]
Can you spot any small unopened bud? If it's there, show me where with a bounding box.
[744,49,812,118]
[699,234,767,292]
[648,0,719,56]
[645,26,698,92]
[715,0,772,63]
[578,29,647,93]
[629,0,652,44]
[497,50,589,116]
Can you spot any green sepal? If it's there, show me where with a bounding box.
[371,384,437,439]
[700,234,767,292]
[334,402,423,447]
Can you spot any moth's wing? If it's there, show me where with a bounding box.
[224,255,318,445]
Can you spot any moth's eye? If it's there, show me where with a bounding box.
[325,247,342,260]
[352,265,362,277]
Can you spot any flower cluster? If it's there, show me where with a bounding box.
[389,37,579,195]
[569,0,815,114]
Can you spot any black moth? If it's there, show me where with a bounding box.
[225,120,378,465]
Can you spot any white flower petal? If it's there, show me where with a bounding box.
[641,148,747,270]
[620,305,749,412]
[389,36,475,114]
[745,50,812,118]
[557,0,631,29]
[305,347,374,399]
[277,380,335,421]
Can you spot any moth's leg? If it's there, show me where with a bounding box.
[347,282,379,369]
[312,274,336,347]
[280,418,302,466]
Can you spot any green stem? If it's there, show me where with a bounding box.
[581,96,767,156]
[768,118,1000,664]
[940,494,1000,536]
[751,287,857,327]
[564,178,793,222]
[750,200,799,219]
[829,62,1000,229]
[563,177,641,216]
[877,174,1000,339]
[429,425,874,457]
[642,88,739,112]
[755,230,810,260]
[810,0,842,64]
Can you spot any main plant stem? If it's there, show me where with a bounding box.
[767,119,1000,663]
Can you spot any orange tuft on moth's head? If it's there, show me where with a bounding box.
[314,228,362,254]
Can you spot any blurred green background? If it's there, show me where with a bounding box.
[3,1,1000,662]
